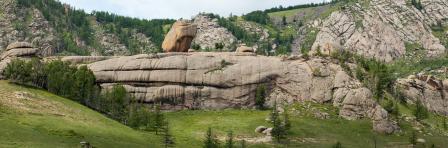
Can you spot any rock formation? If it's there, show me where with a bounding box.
[0,42,39,79]
[192,14,237,51]
[87,52,398,133]
[396,74,448,116]
[162,20,197,52]
[311,0,447,62]
[236,45,254,53]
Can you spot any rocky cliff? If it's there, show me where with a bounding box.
[192,14,237,51]
[84,52,398,133]
[310,0,448,62]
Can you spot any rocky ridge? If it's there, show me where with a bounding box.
[311,0,447,62]
[192,14,237,51]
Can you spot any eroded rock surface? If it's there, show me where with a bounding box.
[192,14,236,51]
[0,42,39,79]
[311,0,447,62]
[87,52,398,133]
[396,74,448,116]
[162,20,197,52]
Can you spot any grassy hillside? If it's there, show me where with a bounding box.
[166,103,448,148]
[0,81,161,148]
[1,80,447,148]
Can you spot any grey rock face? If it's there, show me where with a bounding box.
[396,74,448,116]
[86,52,398,133]
[192,14,237,51]
[311,0,447,62]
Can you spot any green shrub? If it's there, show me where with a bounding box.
[255,85,267,109]
[413,100,429,121]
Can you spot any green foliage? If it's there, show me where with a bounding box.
[191,43,201,50]
[255,85,267,109]
[270,102,287,143]
[101,85,131,122]
[240,140,247,148]
[443,118,447,130]
[263,1,337,13]
[413,100,429,121]
[203,127,220,148]
[154,104,165,135]
[128,104,153,131]
[282,15,287,26]
[224,130,234,148]
[332,141,342,148]
[300,28,318,54]
[409,130,417,146]
[216,16,258,46]
[214,42,224,51]
[411,0,423,10]
[243,11,270,25]
[162,122,175,148]
[383,99,400,119]
[4,59,32,84]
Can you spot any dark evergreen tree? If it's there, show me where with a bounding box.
[332,142,342,148]
[154,104,165,135]
[162,121,175,148]
[255,85,266,109]
[409,130,417,147]
[414,100,428,121]
[270,101,286,143]
[225,130,234,148]
[203,127,219,148]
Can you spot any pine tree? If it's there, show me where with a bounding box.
[414,100,428,121]
[443,117,447,130]
[225,130,234,148]
[203,127,219,148]
[162,121,175,148]
[283,109,291,131]
[282,15,287,26]
[332,141,342,148]
[255,85,266,110]
[154,104,164,135]
[241,140,247,148]
[409,130,417,147]
[270,101,286,143]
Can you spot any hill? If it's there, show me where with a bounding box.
[0,80,161,147]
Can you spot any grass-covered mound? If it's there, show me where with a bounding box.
[0,81,161,148]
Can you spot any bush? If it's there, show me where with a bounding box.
[255,85,266,109]
[413,100,428,121]
[243,11,270,25]
[4,59,32,84]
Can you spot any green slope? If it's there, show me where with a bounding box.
[0,81,161,148]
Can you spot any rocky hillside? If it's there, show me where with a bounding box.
[309,0,448,62]
[0,0,173,56]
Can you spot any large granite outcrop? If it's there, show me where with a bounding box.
[396,74,448,116]
[87,52,398,133]
[162,20,197,52]
[0,42,39,79]
[311,0,447,62]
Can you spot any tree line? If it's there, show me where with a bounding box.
[16,0,174,55]
[4,58,176,147]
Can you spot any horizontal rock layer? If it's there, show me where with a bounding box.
[87,52,397,133]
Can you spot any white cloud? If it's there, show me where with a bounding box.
[58,0,326,19]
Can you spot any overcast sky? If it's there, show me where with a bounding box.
[58,0,326,19]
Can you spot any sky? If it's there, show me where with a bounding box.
[58,0,325,19]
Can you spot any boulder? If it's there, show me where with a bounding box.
[262,128,272,136]
[236,46,253,53]
[162,20,197,52]
[255,126,268,133]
